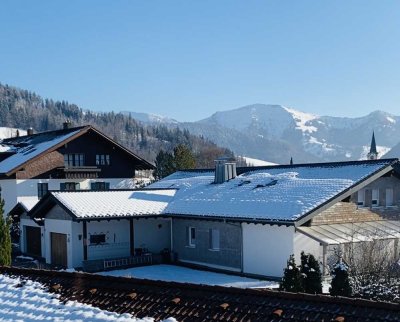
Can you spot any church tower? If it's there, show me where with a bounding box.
[367,131,378,160]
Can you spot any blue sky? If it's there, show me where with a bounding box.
[1,1,399,121]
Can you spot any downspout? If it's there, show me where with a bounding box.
[240,223,244,273]
[322,244,327,276]
[170,217,173,252]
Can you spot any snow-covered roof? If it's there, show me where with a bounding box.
[50,189,177,219]
[149,160,396,222]
[0,127,84,174]
[17,196,39,212]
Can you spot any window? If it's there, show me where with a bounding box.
[96,154,110,166]
[386,188,394,207]
[60,182,80,191]
[64,154,84,167]
[357,190,365,206]
[89,234,106,245]
[209,229,220,250]
[37,183,48,198]
[91,182,110,190]
[372,189,379,207]
[188,227,196,247]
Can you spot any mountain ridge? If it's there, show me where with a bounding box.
[124,104,400,163]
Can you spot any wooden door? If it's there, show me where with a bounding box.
[51,232,67,267]
[25,226,41,257]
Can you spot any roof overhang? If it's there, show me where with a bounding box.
[297,220,400,246]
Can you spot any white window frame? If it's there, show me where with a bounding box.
[188,227,196,247]
[386,188,394,207]
[209,229,220,251]
[357,190,365,207]
[372,188,379,207]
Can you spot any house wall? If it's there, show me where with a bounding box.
[57,131,139,178]
[242,223,295,278]
[312,176,400,225]
[16,151,64,179]
[0,179,17,215]
[133,218,170,254]
[71,221,84,267]
[0,177,136,216]
[172,219,242,271]
[87,220,131,260]
[20,217,45,257]
[293,230,322,265]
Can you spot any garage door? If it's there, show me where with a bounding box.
[51,232,67,267]
[25,226,41,257]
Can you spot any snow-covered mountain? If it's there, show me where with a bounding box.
[121,111,178,124]
[126,104,400,164]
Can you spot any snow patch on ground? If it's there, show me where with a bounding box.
[0,274,176,322]
[99,264,279,289]
[283,107,318,133]
[0,127,27,139]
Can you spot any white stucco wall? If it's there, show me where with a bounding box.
[133,218,171,253]
[0,179,17,215]
[87,220,131,260]
[242,223,295,278]
[20,218,45,257]
[293,231,322,264]
[71,221,84,268]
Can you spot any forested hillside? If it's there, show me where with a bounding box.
[0,83,233,167]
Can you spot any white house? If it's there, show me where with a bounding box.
[149,158,400,278]
[0,122,154,215]
[25,189,176,270]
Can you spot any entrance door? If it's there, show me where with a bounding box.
[25,226,41,257]
[51,232,67,267]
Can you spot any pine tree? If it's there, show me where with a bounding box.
[0,198,12,266]
[329,260,352,297]
[173,144,196,170]
[154,150,176,179]
[300,251,323,294]
[280,254,303,292]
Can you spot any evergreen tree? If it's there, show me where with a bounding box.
[154,150,175,179]
[280,254,303,292]
[330,260,352,297]
[300,251,323,294]
[0,198,12,266]
[173,144,196,170]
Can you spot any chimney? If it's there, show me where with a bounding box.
[27,128,34,136]
[214,158,237,184]
[63,120,72,130]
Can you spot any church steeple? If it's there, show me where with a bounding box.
[367,131,378,160]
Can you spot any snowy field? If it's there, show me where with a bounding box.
[99,264,280,289]
[0,274,176,322]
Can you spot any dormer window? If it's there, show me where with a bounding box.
[64,154,84,167]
